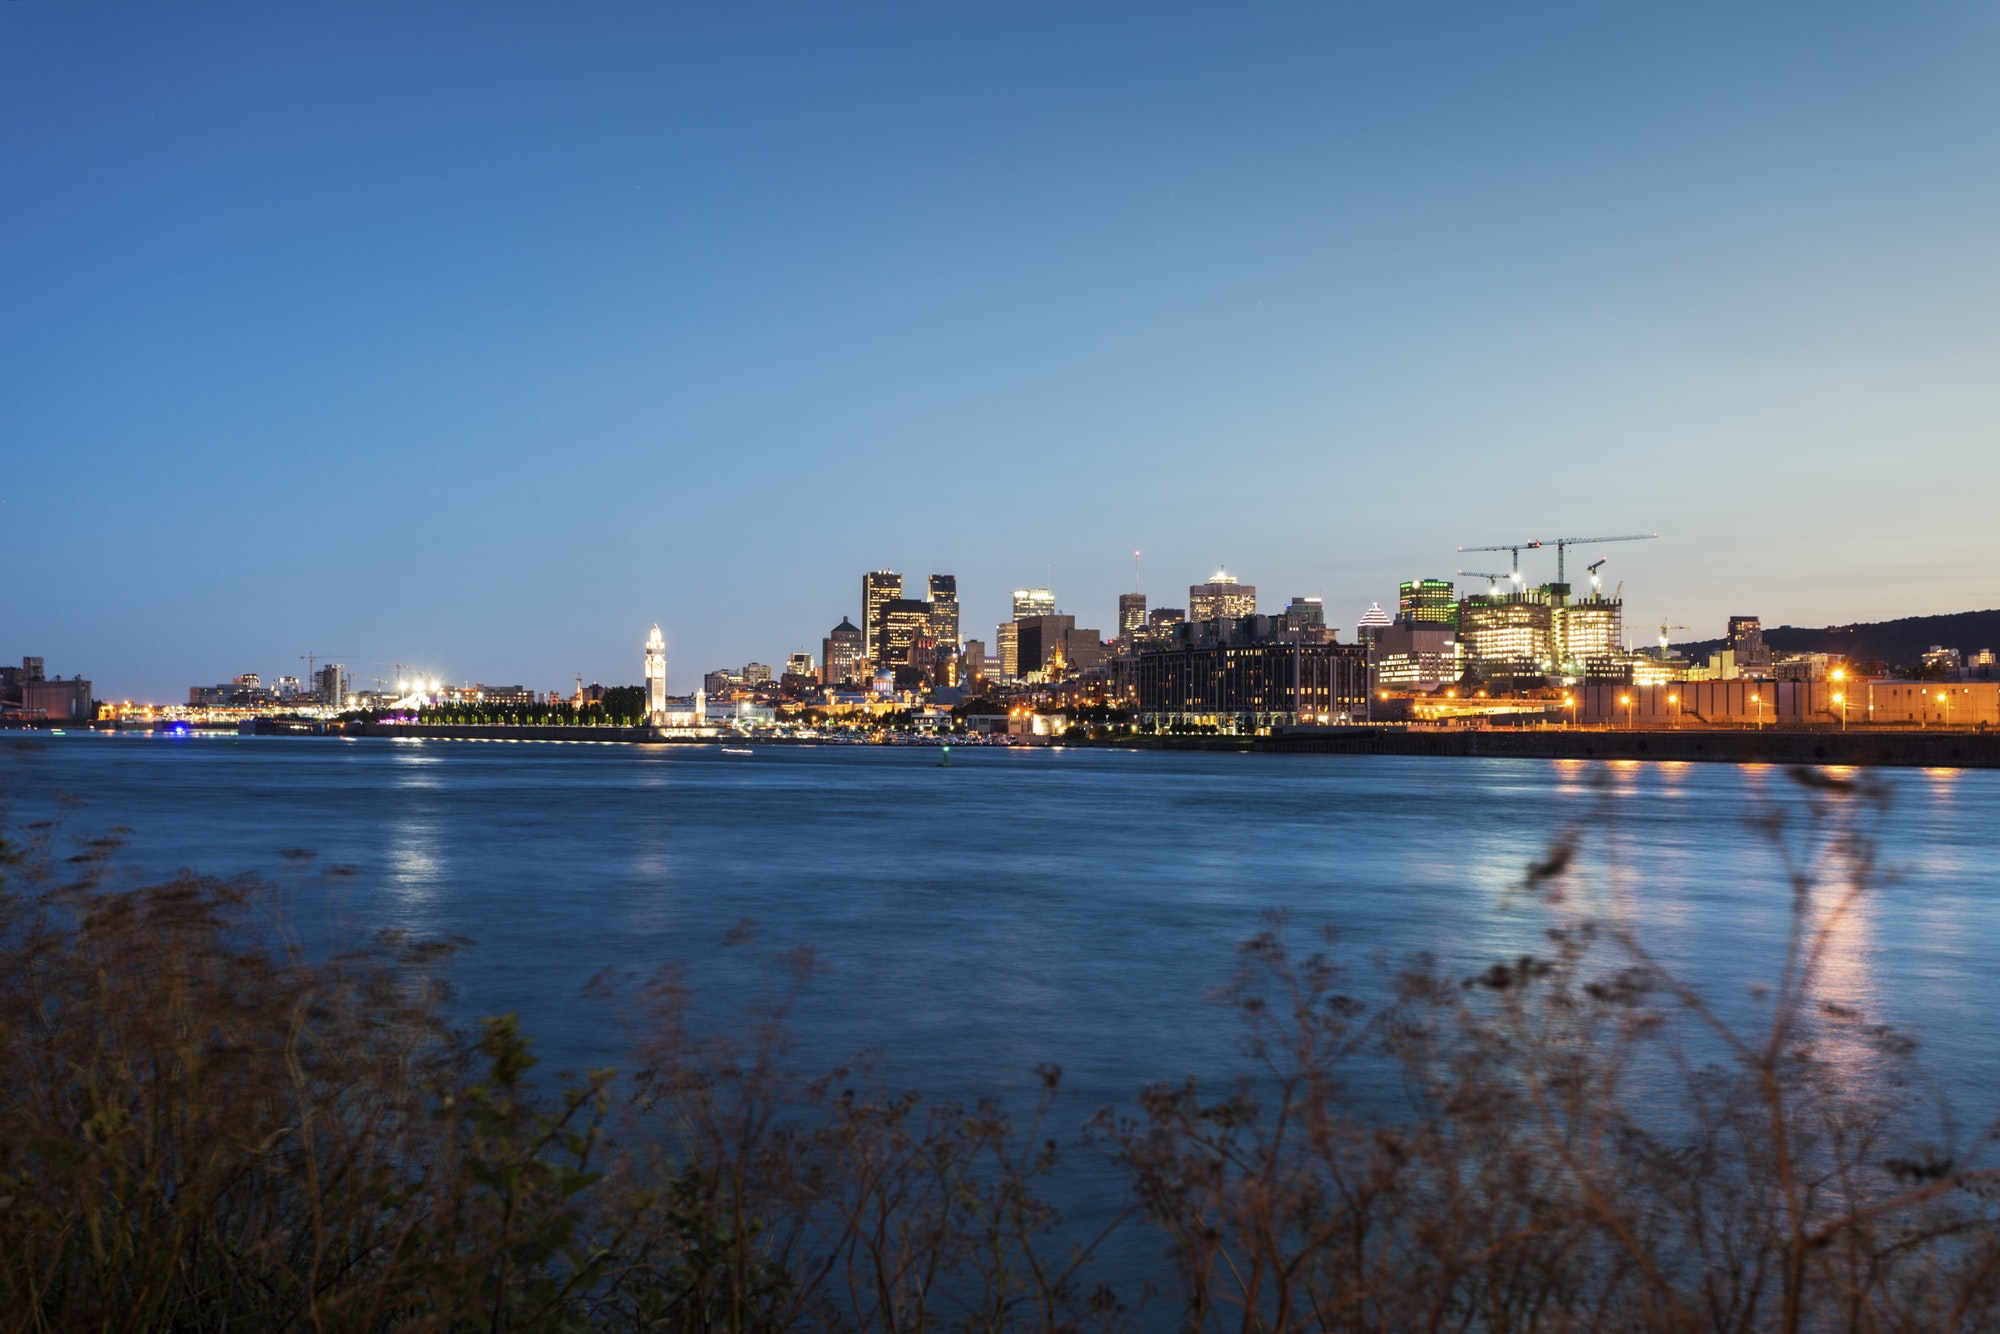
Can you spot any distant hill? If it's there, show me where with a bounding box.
[1680,609,2000,669]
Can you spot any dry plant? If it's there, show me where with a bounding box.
[1096,768,2000,1331]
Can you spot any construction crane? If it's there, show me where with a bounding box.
[1585,558,1608,596]
[1657,620,1691,657]
[1456,569,1516,593]
[298,651,351,683]
[1459,532,1659,587]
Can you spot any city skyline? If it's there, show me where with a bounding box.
[7,4,1999,699]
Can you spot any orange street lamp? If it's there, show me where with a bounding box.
[1563,693,1576,728]
[1939,691,1953,727]
[1750,691,1764,730]
[1667,691,1681,729]
[1832,690,1847,731]
[1620,692,1634,730]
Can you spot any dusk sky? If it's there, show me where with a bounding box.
[6,3,1998,699]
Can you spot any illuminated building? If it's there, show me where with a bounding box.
[786,652,814,679]
[742,662,773,685]
[1137,621,1369,732]
[1458,593,1556,686]
[928,574,959,650]
[1398,579,1458,629]
[1355,602,1393,656]
[1118,592,1148,641]
[1371,621,1460,691]
[1146,606,1186,637]
[1,656,92,722]
[1727,616,1771,674]
[961,638,988,691]
[879,599,933,674]
[1012,588,1056,619]
[822,617,864,685]
[1189,571,1256,621]
[1555,596,1622,673]
[997,621,1019,681]
[644,625,668,722]
[862,571,902,665]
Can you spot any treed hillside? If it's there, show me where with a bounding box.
[1680,608,2000,669]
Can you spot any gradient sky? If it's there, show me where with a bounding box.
[6,3,1998,699]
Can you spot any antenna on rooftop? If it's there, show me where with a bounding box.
[1133,549,1142,590]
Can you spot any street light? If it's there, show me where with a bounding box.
[1668,691,1680,729]
[1832,691,1847,730]
[1750,692,1764,730]
[1564,693,1576,728]
[1939,691,1953,727]
[1620,692,1634,730]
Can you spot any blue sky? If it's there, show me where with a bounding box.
[5,3,1997,698]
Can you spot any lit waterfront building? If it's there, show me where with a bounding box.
[1012,588,1056,620]
[997,621,1020,681]
[1189,571,1256,622]
[822,617,865,685]
[1371,621,1461,692]
[1399,579,1458,629]
[863,571,903,666]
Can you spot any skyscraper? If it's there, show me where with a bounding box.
[315,662,346,708]
[862,570,902,665]
[1284,597,1326,635]
[880,599,934,673]
[823,617,864,685]
[1398,578,1458,629]
[1011,588,1056,620]
[1189,571,1256,621]
[1727,616,1771,673]
[928,574,959,650]
[1118,593,1148,641]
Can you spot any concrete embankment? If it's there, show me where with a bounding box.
[1253,727,1999,768]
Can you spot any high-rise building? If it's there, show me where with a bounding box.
[315,663,347,708]
[997,621,1020,682]
[1355,602,1393,654]
[823,618,864,685]
[928,574,959,649]
[879,599,933,672]
[644,625,668,722]
[786,652,814,680]
[1118,593,1148,641]
[1399,579,1458,629]
[1189,572,1256,621]
[1284,597,1326,635]
[863,571,903,665]
[1011,588,1056,620]
[1371,621,1460,692]
[962,639,988,692]
[1016,615,1103,679]
[1727,616,1771,673]
[1459,594,1557,685]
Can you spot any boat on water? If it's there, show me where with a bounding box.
[720,746,753,756]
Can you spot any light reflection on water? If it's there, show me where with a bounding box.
[8,734,1998,1124]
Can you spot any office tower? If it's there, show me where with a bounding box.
[997,622,1020,681]
[1355,602,1394,656]
[1015,615,1104,679]
[1284,597,1326,633]
[1727,616,1771,673]
[742,662,773,685]
[1011,588,1056,620]
[1457,597,1556,686]
[1189,571,1256,621]
[879,599,933,672]
[1398,578,1458,629]
[316,663,346,707]
[786,652,814,679]
[1118,593,1148,641]
[823,617,865,685]
[862,570,902,665]
[928,574,959,649]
